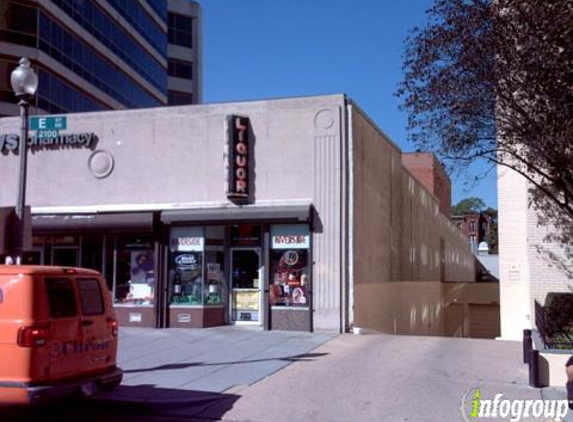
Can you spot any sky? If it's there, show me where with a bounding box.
[200,0,498,209]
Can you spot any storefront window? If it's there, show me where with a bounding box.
[170,226,204,306]
[80,235,103,272]
[270,225,310,308]
[230,225,261,247]
[171,250,203,305]
[204,226,226,305]
[114,237,155,306]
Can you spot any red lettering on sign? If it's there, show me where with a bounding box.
[236,167,247,179]
[236,155,247,167]
[235,119,247,131]
[236,142,247,155]
[228,116,249,198]
[236,180,247,193]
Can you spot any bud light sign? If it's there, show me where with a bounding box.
[175,253,199,269]
[227,115,250,199]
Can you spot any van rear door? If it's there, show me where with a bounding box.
[75,277,116,375]
[44,277,82,379]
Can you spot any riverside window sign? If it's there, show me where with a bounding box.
[1,116,96,153]
[227,115,250,199]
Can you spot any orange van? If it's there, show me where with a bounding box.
[0,265,122,404]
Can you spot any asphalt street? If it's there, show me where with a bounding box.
[1,327,571,422]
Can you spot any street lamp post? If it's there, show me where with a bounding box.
[10,58,38,264]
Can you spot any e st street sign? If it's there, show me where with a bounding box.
[1,115,97,153]
[30,116,67,131]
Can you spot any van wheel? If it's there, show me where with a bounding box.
[100,378,122,391]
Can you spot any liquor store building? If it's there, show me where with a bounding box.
[0,95,476,334]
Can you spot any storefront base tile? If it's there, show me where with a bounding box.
[115,306,155,328]
[169,306,226,328]
[270,307,311,331]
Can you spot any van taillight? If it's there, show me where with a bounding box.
[107,317,118,337]
[17,325,49,347]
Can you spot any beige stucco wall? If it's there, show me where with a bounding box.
[0,95,347,331]
[350,105,476,335]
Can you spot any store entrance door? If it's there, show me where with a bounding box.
[52,247,79,267]
[230,248,262,324]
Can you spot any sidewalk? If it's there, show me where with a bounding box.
[93,327,573,422]
[95,326,335,408]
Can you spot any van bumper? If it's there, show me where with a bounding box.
[0,366,123,404]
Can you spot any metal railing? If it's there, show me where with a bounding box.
[535,300,573,349]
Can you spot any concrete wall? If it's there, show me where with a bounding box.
[442,282,500,338]
[350,105,476,335]
[0,95,347,331]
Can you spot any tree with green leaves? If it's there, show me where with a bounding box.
[484,207,498,254]
[397,0,573,266]
[451,197,485,216]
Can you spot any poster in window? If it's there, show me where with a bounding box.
[270,249,309,307]
[126,251,155,304]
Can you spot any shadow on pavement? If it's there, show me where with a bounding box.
[124,351,329,374]
[0,386,240,422]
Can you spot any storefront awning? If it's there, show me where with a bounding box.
[161,205,312,225]
[32,212,155,234]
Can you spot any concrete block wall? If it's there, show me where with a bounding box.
[351,105,476,335]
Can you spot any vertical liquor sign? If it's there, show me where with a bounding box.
[227,115,250,199]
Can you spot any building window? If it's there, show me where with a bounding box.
[168,59,193,79]
[49,0,167,93]
[168,13,193,48]
[38,12,163,109]
[114,237,155,306]
[168,90,193,105]
[38,69,107,114]
[105,0,167,56]
[169,226,226,306]
[270,225,311,308]
[0,2,38,47]
[469,221,476,231]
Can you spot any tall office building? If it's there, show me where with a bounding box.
[167,0,201,105]
[0,0,201,117]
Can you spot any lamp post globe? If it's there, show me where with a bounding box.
[10,58,37,265]
[10,58,38,100]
